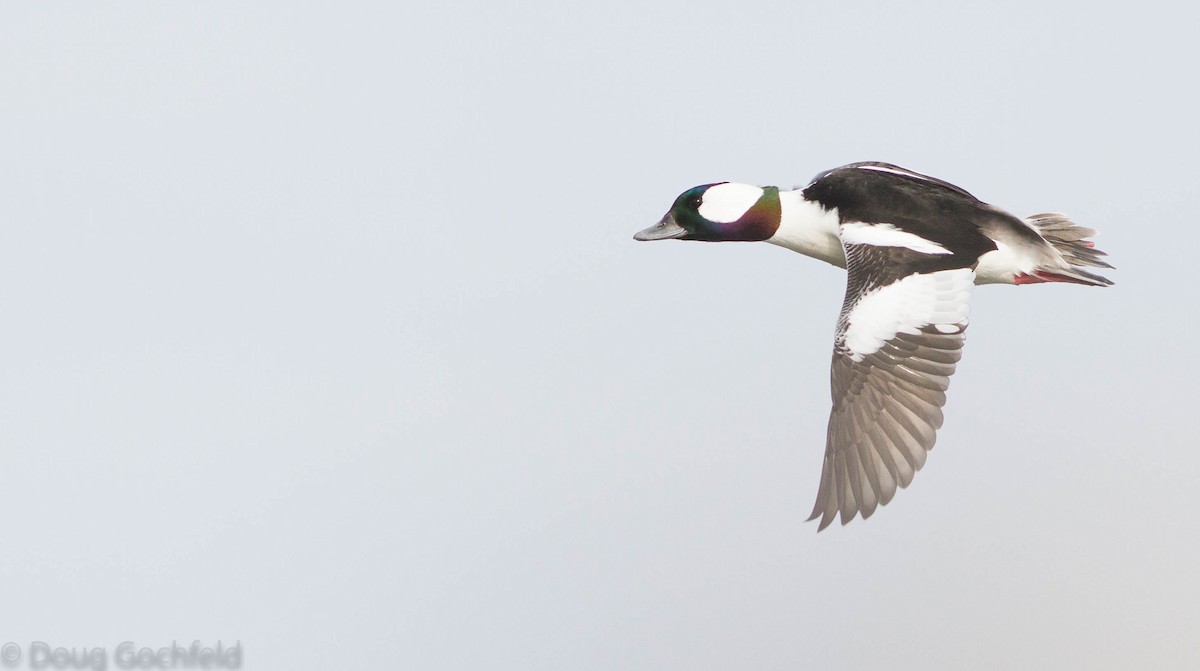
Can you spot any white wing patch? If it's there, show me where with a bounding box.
[698,183,764,223]
[841,268,974,361]
[840,222,952,255]
[853,164,932,181]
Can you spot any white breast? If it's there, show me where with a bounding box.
[768,191,845,267]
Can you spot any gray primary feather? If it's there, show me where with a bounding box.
[809,324,966,531]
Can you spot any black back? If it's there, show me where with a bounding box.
[803,162,1003,267]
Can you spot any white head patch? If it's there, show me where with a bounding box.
[697,183,764,223]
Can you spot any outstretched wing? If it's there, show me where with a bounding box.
[808,238,976,530]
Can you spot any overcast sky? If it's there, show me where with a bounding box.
[2,2,1198,669]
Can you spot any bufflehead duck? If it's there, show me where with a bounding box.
[634,162,1113,530]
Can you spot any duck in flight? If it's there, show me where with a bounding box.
[634,162,1113,530]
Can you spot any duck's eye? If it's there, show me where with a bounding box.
[688,196,702,209]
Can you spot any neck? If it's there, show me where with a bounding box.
[767,189,845,267]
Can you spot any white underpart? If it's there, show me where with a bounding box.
[767,190,845,267]
[975,240,1039,284]
[697,183,764,223]
[841,268,974,362]
[853,164,932,181]
[839,222,952,255]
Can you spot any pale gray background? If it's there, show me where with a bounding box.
[1,2,1197,669]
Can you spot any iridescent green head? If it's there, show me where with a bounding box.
[635,183,781,242]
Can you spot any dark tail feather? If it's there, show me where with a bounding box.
[1025,213,1114,286]
[1026,213,1114,269]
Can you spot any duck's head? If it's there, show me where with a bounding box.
[634,183,781,243]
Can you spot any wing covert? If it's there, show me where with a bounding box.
[808,236,975,530]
